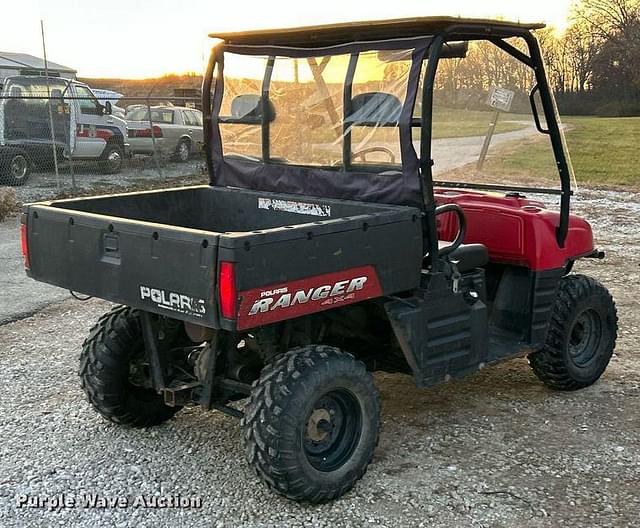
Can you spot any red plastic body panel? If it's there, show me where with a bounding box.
[434,188,594,271]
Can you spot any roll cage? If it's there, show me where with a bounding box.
[202,17,573,255]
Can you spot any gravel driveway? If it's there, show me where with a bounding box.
[429,124,538,176]
[0,188,638,527]
[13,157,206,204]
[0,216,69,324]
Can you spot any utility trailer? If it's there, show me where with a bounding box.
[21,17,617,503]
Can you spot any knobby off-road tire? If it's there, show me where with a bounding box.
[242,345,380,503]
[79,306,180,427]
[528,274,617,391]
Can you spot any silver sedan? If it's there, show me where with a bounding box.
[127,106,204,162]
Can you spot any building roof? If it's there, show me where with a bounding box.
[209,16,546,48]
[0,51,76,73]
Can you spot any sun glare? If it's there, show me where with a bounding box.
[4,0,574,79]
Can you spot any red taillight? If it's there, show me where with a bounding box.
[219,262,237,320]
[20,223,30,269]
[132,125,163,138]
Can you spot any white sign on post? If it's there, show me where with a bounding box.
[487,86,515,113]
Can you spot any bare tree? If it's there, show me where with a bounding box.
[563,23,599,92]
[572,0,640,92]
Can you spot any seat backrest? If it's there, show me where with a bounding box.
[230,94,275,122]
[346,92,402,126]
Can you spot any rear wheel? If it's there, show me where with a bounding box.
[79,306,181,427]
[528,274,617,391]
[174,139,190,162]
[0,151,30,186]
[242,345,380,503]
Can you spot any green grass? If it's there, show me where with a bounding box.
[479,116,640,189]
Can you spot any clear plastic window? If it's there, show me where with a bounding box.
[270,54,349,166]
[218,50,412,169]
[350,50,411,166]
[428,38,574,191]
[219,54,266,160]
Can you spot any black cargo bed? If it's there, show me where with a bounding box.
[24,185,422,329]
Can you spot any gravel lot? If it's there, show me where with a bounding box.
[14,157,206,204]
[0,216,69,324]
[0,187,638,527]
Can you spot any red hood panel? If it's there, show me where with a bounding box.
[434,188,594,271]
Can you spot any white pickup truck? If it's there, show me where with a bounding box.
[0,76,128,185]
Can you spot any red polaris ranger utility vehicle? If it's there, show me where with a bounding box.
[21,17,617,503]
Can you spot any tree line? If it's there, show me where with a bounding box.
[545,0,640,115]
[433,0,640,116]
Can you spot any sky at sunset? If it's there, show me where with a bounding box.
[2,0,575,79]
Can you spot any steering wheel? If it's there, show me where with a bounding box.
[352,146,396,164]
[435,203,467,257]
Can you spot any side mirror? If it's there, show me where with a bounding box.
[104,101,113,115]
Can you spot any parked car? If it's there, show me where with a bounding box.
[127,106,204,162]
[0,76,128,185]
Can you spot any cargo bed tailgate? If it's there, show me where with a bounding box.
[23,205,220,326]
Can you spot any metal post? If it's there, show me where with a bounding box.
[342,53,359,170]
[476,110,500,171]
[146,87,163,178]
[60,80,76,192]
[261,57,275,162]
[420,36,445,272]
[41,20,61,192]
[307,57,340,128]
[140,311,166,391]
[523,32,571,247]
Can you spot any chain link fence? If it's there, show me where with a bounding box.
[0,76,207,203]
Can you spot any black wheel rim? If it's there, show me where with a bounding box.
[303,389,362,472]
[11,155,27,179]
[568,309,602,367]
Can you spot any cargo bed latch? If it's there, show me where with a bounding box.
[101,232,121,263]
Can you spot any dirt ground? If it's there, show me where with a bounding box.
[0,187,638,527]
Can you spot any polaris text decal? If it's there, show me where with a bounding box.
[139,286,206,318]
[236,266,382,330]
[258,197,331,217]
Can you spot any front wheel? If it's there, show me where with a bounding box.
[100,143,124,174]
[242,345,380,503]
[528,274,617,391]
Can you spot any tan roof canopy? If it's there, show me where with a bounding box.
[209,16,545,48]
